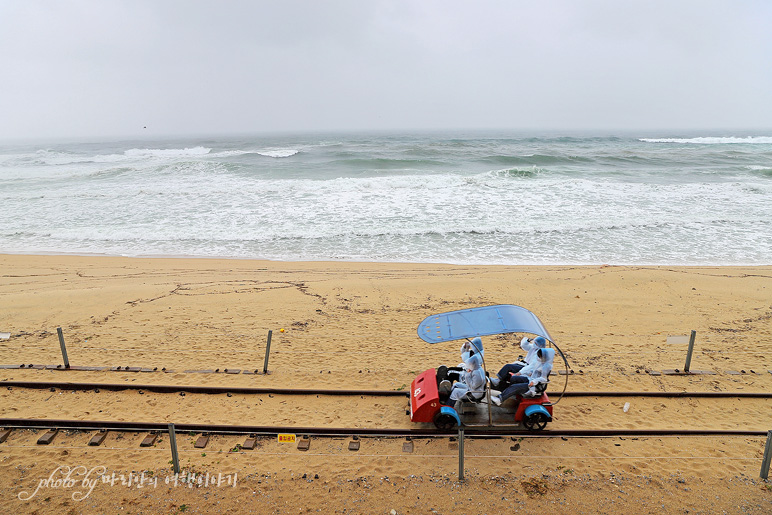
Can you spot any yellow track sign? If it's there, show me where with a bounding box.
[277,434,296,443]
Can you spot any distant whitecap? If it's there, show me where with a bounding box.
[640,136,772,144]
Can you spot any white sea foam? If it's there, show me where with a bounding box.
[640,136,772,144]
[34,146,215,165]
[0,153,30,164]
[123,146,212,158]
[208,149,251,158]
[31,150,126,166]
[255,148,299,158]
[207,148,299,158]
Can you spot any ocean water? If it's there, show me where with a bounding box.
[1,131,771,265]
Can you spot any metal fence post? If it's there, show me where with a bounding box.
[458,426,465,482]
[168,423,180,475]
[684,330,696,372]
[263,330,273,374]
[56,327,70,369]
[761,430,772,480]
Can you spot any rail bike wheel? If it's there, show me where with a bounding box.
[523,411,549,431]
[433,412,458,430]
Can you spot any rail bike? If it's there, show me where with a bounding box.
[409,304,570,431]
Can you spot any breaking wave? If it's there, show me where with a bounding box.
[640,137,772,144]
[123,146,212,158]
[255,149,299,158]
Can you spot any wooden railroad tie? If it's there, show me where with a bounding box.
[88,431,108,446]
[37,429,58,445]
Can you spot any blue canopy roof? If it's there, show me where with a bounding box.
[417,304,553,344]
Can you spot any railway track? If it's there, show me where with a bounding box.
[0,417,768,438]
[3,382,769,439]
[3,380,772,398]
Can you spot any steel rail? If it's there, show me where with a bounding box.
[0,381,407,396]
[0,418,768,438]
[2,381,772,398]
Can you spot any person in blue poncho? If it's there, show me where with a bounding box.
[437,336,484,388]
[491,347,554,406]
[448,353,486,404]
[490,336,547,390]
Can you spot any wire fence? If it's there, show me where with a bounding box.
[1,328,770,370]
[2,330,760,339]
[2,346,768,358]
[1,347,769,363]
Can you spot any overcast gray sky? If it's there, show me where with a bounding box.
[1,0,770,140]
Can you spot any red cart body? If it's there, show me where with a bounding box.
[410,369,444,423]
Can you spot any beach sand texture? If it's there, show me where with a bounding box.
[1,254,771,513]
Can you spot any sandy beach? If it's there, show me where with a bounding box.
[1,254,771,513]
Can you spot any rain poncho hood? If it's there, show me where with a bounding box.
[461,337,484,362]
[539,347,554,364]
[519,336,546,366]
[464,352,482,372]
[531,347,555,385]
